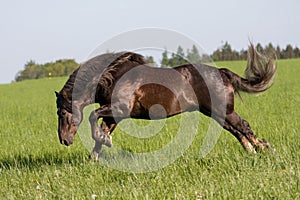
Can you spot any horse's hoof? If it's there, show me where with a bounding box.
[260,138,271,149]
[90,151,99,161]
[262,139,270,147]
[262,139,277,153]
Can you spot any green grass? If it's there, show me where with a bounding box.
[0,59,300,199]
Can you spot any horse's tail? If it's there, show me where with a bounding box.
[221,43,277,94]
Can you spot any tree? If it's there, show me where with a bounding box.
[256,43,264,53]
[168,46,188,67]
[168,53,178,67]
[187,45,202,64]
[15,60,42,81]
[221,42,233,60]
[60,59,78,75]
[15,59,79,82]
[174,46,187,65]
[212,49,222,61]
[201,54,211,63]
[276,45,282,59]
[265,43,275,56]
[239,49,248,60]
[145,56,157,67]
[52,63,65,77]
[294,47,300,58]
[283,44,295,59]
[161,49,169,67]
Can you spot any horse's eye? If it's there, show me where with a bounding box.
[62,111,66,116]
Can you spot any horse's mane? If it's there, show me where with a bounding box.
[58,52,146,108]
[99,52,146,95]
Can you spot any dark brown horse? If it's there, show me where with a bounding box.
[56,43,276,159]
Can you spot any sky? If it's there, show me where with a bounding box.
[0,0,299,84]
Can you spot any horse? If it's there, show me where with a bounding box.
[55,43,276,159]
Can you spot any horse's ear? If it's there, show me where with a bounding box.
[55,91,59,97]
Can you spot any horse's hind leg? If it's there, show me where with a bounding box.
[213,115,256,152]
[101,118,117,135]
[100,117,117,144]
[225,111,270,150]
[200,107,255,151]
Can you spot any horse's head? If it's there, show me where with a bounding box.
[55,91,81,146]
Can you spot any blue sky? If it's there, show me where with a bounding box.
[0,0,299,84]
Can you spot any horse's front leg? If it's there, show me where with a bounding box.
[89,105,113,145]
[90,141,102,161]
[89,105,120,159]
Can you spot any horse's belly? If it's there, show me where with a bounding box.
[129,83,197,119]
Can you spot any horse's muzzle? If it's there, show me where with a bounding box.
[60,136,74,146]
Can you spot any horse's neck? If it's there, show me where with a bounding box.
[71,91,93,111]
[60,86,89,114]
[65,80,95,109]
[69,61,141,109]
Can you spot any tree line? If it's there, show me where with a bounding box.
[15,42,300,82]
[161,42,300,67]
[15,59,78,82]
[211,42,300,62]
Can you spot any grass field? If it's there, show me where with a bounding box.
[0,59,299,199]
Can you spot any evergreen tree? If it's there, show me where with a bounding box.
[283,44,295,58]
[175,46,187,65]
[239,49,248,60]
[187,45,202,64]
[168,53,178,67]
[161,49,169,67]
[212,49,222,61]
[256,43,264,53]
[294,47,300,58]
[276,46,282,59]
[265,43,275,56]
[201,54,211,63]
[221,42,233,60]
[168,46,188,67]
[145,56,157,67]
